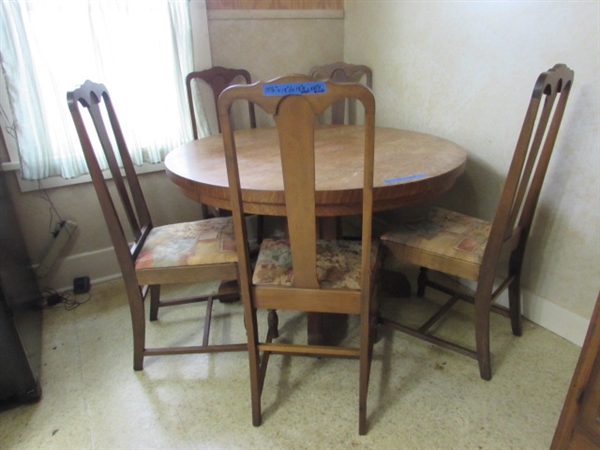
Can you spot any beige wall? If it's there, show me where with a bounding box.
[344,1,599,330]
[206,9,344,128]
[207,10,343,78]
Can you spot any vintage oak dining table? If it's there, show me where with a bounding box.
[165,124,467,345]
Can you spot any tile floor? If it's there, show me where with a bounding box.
[0,275,580,449]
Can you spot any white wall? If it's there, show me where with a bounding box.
[344,1,599,343]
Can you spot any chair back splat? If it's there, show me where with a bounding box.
[489,63,574,273]
[67,80,245,371]
[379,64,574,380]
[218,75,380,434]
[186,66,257,137]
[309,62,373,125]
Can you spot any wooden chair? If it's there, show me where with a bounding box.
[218,75,381,434]
[67,80,246,371]
[186,66,257,138]
[379,64,574,380]
[309,62,373,124]
[310,62,373,239]
[186,67,263,239]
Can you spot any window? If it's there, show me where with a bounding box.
[0,0,208,182]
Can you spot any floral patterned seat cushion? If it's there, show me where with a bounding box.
[135,217,237,270]
[380,207,491,265]
[253,238,380,290]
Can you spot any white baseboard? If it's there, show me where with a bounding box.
[38,246,121,292]
[497,287,589,347]
[462,279,590,347]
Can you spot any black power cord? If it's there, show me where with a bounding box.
[41,288,92,310]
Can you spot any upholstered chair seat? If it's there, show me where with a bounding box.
[135,217,237,270]
[253,238,380,290]
[380,207,491,281]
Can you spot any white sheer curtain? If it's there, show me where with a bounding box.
[0,0,208,180]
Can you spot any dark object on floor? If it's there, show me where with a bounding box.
[73,276,90,294]
[381,269,411,298]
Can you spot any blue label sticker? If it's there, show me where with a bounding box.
[384,173,427,184]
[263,81,327,96]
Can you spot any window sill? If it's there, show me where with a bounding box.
[4,161,166,193]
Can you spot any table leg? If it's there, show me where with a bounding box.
[319,216,342,240]
[308,312,348,345]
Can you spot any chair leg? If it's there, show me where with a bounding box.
[358,312,373,435]
[242,299,263,427]
[249,346,262,427]
[202,295,214,346]
[417,267,429,297]
[149,284,160,321]
[508,253,524,337]
[359,375,368,434]
[128,287,146,371]
[508,276,523,337]
[474,292,492,380]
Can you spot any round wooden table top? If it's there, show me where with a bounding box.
[165,125,467,217]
